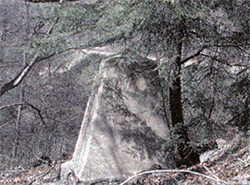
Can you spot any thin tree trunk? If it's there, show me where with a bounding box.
[157,60,171,130]
[242,85,250,133]
[169,41,200,167]
[11,90,24,169]
[0,16,7,63]
[11,17,29,166]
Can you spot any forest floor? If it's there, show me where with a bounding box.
[0,136,249,185]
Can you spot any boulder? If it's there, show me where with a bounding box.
[61,53,176,183]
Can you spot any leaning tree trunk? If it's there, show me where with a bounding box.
[169,40,200,167]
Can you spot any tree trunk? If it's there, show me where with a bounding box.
[169,41,200,167]
[241,83,250,133]
[11,90,24,169]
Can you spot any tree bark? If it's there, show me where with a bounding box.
[169,40,200,167]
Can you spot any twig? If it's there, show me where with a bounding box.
[0,102,47,128]
[181,45,207,65]
[224,106,250,125]
[237,158,247,165]
[1,169,28,175]
[120,169,229,185]
[28,166,54,185]
[0,118,15,129]
[203,165,221,182]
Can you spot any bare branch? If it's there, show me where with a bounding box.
[225,106,250,125]
[120,169,229,185]
[203,165,221,182]
[0,118,15,129]
[0,102,47,128]
[201,54,233,67]
[0,53,38,97]
[47,17,59,35]
[181,46,207,65]
[26,102,47,128]
[28,165,54,185]
[0,103,23,110]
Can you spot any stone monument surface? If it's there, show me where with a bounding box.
[61,53,176,183]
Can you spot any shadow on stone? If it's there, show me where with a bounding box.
[61,53,176,183]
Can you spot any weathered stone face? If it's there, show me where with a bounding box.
[61,53,176,183]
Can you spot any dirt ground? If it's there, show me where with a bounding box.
[1,137,249,185]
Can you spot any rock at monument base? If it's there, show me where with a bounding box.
[61,53,176,183]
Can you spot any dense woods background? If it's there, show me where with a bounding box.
[0,0,249,184]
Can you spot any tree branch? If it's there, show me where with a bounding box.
[0,53,38,97]
[28,165,54,185]
[26,102,47,128]
[0,102,47,128]
[0,29,126,98]
[201,54,233,67]
[181,46,207,65]
[225,106,250,125]
[120,169,229,185]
